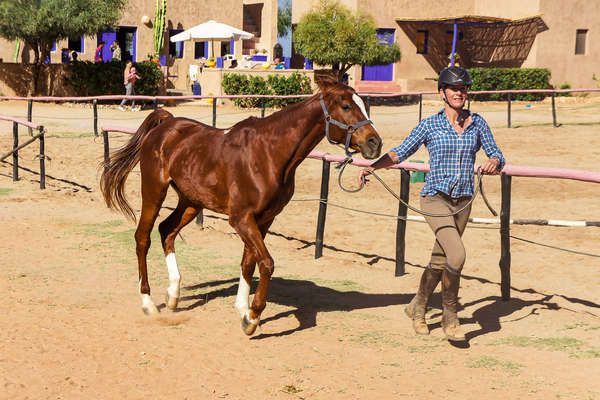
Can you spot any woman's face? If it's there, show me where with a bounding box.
[441,85,468,108]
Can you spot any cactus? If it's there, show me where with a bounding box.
[153,0,167,58]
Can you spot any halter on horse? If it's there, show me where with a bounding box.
[100,78,382,335]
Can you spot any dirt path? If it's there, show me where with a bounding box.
[1,97,599,399]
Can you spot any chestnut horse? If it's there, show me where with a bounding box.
[100,79,382,335]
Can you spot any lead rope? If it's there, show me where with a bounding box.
[336,157,497,218]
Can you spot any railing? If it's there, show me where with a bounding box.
[100,125,600,301]
[4,87,600,136]
[0,115,46,189]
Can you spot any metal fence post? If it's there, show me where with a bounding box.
[39,129,45,189]
[395,169,410,276]
[314,158,331,259]
[499,173,512,300]
[27,99,33,136]
[93,99,98,137]
[507,93,512,128]
[418,93,423,122]
[13,122,19,181]
[261,97,266,118]
[212,98,217,127]
[153,98,158,110]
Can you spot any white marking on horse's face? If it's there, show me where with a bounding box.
[235,271,250,317]
[352,93,369,120]
[223,129,230,135]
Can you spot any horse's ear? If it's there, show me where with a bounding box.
[314,69,341,93]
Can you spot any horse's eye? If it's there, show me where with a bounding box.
[342,104,352,111]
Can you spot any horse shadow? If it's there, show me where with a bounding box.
[179,276,412,339]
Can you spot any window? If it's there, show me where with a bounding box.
[169,29,184,58]
[575,29,588,55]
[220,41,231,57]
[194,42,206,59]
[416,30,428,54]
[68,36,84,53]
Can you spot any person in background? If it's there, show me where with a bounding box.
[358,66,505,342]
[274,57,285,70]
[95,41,105,63]
[71,51,78,62]
[110,40,121,61]
[118,61,142,111]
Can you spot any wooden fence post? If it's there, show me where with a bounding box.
[13,122,19,181]
[212,99,217,127]
[499,173,512,300]
[93,99,98,137]
[395,169,410,276]
[551,92,559,127]
[39,129,45,189]
[27,99,33,136]
[102,129,109,175]
[314,158,331,259]
[507,93,512,128]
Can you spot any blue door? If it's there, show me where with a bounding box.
[361,28,395,81]
[98,31,116,62]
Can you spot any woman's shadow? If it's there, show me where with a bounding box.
[179,276,413,339]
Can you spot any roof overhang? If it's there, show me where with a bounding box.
[395,14,548,72]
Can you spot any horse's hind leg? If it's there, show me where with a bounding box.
[158,199,200,311]
[136,185,169,315]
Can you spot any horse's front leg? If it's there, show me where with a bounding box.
[230,214,274,335]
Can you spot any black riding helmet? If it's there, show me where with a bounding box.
[438,66,472,90]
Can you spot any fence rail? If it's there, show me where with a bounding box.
[0,115,46,189]
[101,125,599,301]
[4,87,600,136]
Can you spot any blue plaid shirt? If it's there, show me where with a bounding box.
[391,110,505,198]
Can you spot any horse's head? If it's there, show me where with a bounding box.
[317,76,382,159]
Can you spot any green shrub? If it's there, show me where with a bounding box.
[467,67,551,101]
[222,72,312,108]
[557,82,572,97]
[64,60,161,97]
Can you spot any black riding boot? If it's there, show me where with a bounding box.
[441,268,465,341]
[405,267,442,335]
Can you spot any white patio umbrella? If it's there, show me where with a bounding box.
[169,20,254,58]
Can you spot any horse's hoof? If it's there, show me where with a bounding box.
[241,314,259,336]
[165,292,179,311]
[142,303,159,315]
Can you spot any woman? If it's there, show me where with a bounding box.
[359,66,505,341]
[118,62,142,111]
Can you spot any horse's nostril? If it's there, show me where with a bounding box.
[368,137,380,150]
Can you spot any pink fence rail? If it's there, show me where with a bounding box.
[4,87,600,136]
[0,115,46,189]
[100,125,599,301]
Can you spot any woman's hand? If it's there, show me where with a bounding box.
[480,158,501,174]
[358,168,374,186]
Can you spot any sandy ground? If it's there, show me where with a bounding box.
[1,95,599,400]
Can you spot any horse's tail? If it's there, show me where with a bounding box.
[100,109,174,221]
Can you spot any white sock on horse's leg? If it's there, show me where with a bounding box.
[139,279,158,314]
[165,252,181,299]
[235,271,250,317]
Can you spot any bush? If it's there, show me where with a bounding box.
[222,72,312,108]
[467,68,551,101]
[64,60,161,97]
[556,82,572,97]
